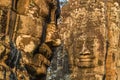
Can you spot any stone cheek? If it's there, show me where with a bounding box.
[109,22,120,48]
[15,15,43,53]
[17,15,43,38]
[16,34,40,53]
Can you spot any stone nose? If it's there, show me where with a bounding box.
[80,41,90,55]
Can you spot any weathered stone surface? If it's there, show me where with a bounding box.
[0,0,11,7]
[106,1,120,80]
[0,0,120,80]
[0,0,60,80]
[58,0,120,80]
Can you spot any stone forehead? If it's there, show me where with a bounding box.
[76,35,97,40]
[73,32,97,40]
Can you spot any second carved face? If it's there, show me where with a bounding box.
[74,34,103,68]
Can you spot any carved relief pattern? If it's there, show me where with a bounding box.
[0,0,60,80]
[0,0,120,80]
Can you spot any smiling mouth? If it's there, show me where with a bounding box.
[77,55,95,68]
[79,55,95,62]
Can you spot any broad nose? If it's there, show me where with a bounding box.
[80,41,90,55]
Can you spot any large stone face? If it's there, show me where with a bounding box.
[59,0,120,80]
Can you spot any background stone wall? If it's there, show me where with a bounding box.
[1,0,120,80]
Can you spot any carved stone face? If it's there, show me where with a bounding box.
[74,35,100,68]
[15,15,50,76]
[0,0,60,79]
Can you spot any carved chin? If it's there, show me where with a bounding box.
[77,61,95,68]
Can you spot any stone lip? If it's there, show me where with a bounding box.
[79,55,95,62]
[77,55,95,68]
